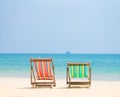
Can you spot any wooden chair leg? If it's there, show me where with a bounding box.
[53,84,56,87]
[32,84,34,87]
[32,84,36,88]
[68,84,71,88]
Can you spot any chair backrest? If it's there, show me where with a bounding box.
[67,62,90,78]
[30,58,53,80]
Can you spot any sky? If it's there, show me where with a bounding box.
[0,0,120,54]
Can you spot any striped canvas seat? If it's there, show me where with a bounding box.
[34,60,53,80]
[30,58,56,87]
[69,65,88,78]
[66,62,91,88]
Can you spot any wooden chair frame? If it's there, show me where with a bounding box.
[30,58,56,87]
[66,62,91,88]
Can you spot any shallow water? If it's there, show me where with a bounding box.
[0,54,120,81]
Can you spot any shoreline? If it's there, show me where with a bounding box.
[0,76,120,81]
[0,77,120,97]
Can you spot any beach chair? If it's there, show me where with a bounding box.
[30,58,56,87]
[66,62,91,88]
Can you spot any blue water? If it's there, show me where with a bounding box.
[0,54,120,81]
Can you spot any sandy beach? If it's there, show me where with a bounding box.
[0,78,120,97]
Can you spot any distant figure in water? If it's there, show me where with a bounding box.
[66,51,70,54]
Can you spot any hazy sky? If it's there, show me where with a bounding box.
[0,0,120,53]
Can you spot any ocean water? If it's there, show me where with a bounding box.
[0,54,120,81]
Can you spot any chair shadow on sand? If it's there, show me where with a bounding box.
[19,84,90,89]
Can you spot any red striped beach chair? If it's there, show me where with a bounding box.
[30,58,56,87]
[66,62,91,88]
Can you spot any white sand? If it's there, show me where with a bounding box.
[0,78,120,97]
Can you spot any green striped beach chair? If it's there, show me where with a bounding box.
[66,62,91,88]
[30,58,56,87]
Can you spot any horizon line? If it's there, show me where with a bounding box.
[0,53,120,54]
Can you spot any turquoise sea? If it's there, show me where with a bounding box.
[0,54,120,81]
